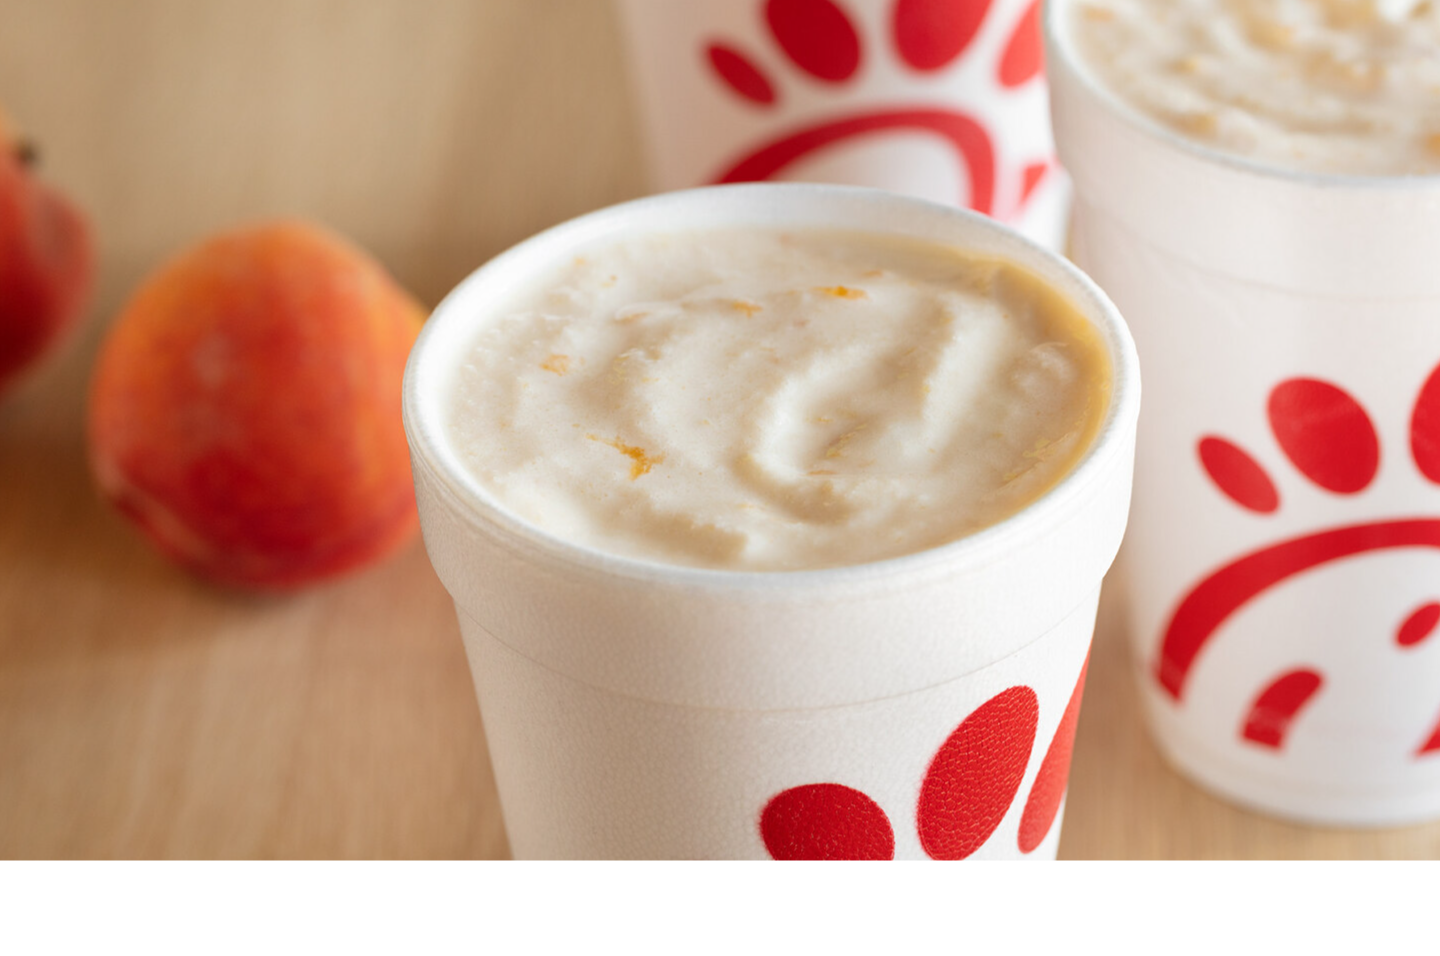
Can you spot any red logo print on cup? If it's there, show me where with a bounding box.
[760,657,1088,860]
[703,0,1053,221]
[1162,368,1440,756]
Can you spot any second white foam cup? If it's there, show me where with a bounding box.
[403,184,1139,858]
[616,0,1072,251]
[1047,0,1440,825]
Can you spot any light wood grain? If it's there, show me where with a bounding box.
[2,0,1437,859]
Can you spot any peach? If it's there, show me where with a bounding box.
[0,107,95,399]
[88,221,426,590]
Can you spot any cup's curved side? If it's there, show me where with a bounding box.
[464,581,1098,859]
[616,0,1073,251]
[1047,0,1440,825]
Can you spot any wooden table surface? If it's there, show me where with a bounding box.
[3,0,1437,860]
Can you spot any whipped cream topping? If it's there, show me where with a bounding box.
[447,228,1110,571]
[1073,0,1440,176]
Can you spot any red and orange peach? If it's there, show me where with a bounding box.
[89,221,426,590]
[0,106,95,399]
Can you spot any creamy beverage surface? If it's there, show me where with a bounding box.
[446,229,1110,571]
[1072,0,1440,176]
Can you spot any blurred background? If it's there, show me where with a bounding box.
[2,0,642,310]
[2,0,1437,859]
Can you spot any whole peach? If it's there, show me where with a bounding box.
[88,221,426,590]
[0,109,95,399]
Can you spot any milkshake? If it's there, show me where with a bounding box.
[1048,0,1440,825]
[403,184,1139,858]
[446,228,1110,571]
[1074,0,1440,177]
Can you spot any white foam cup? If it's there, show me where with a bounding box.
[403,183,1139,858]
[1047,0,1440,826]
[616,0,1071,250]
